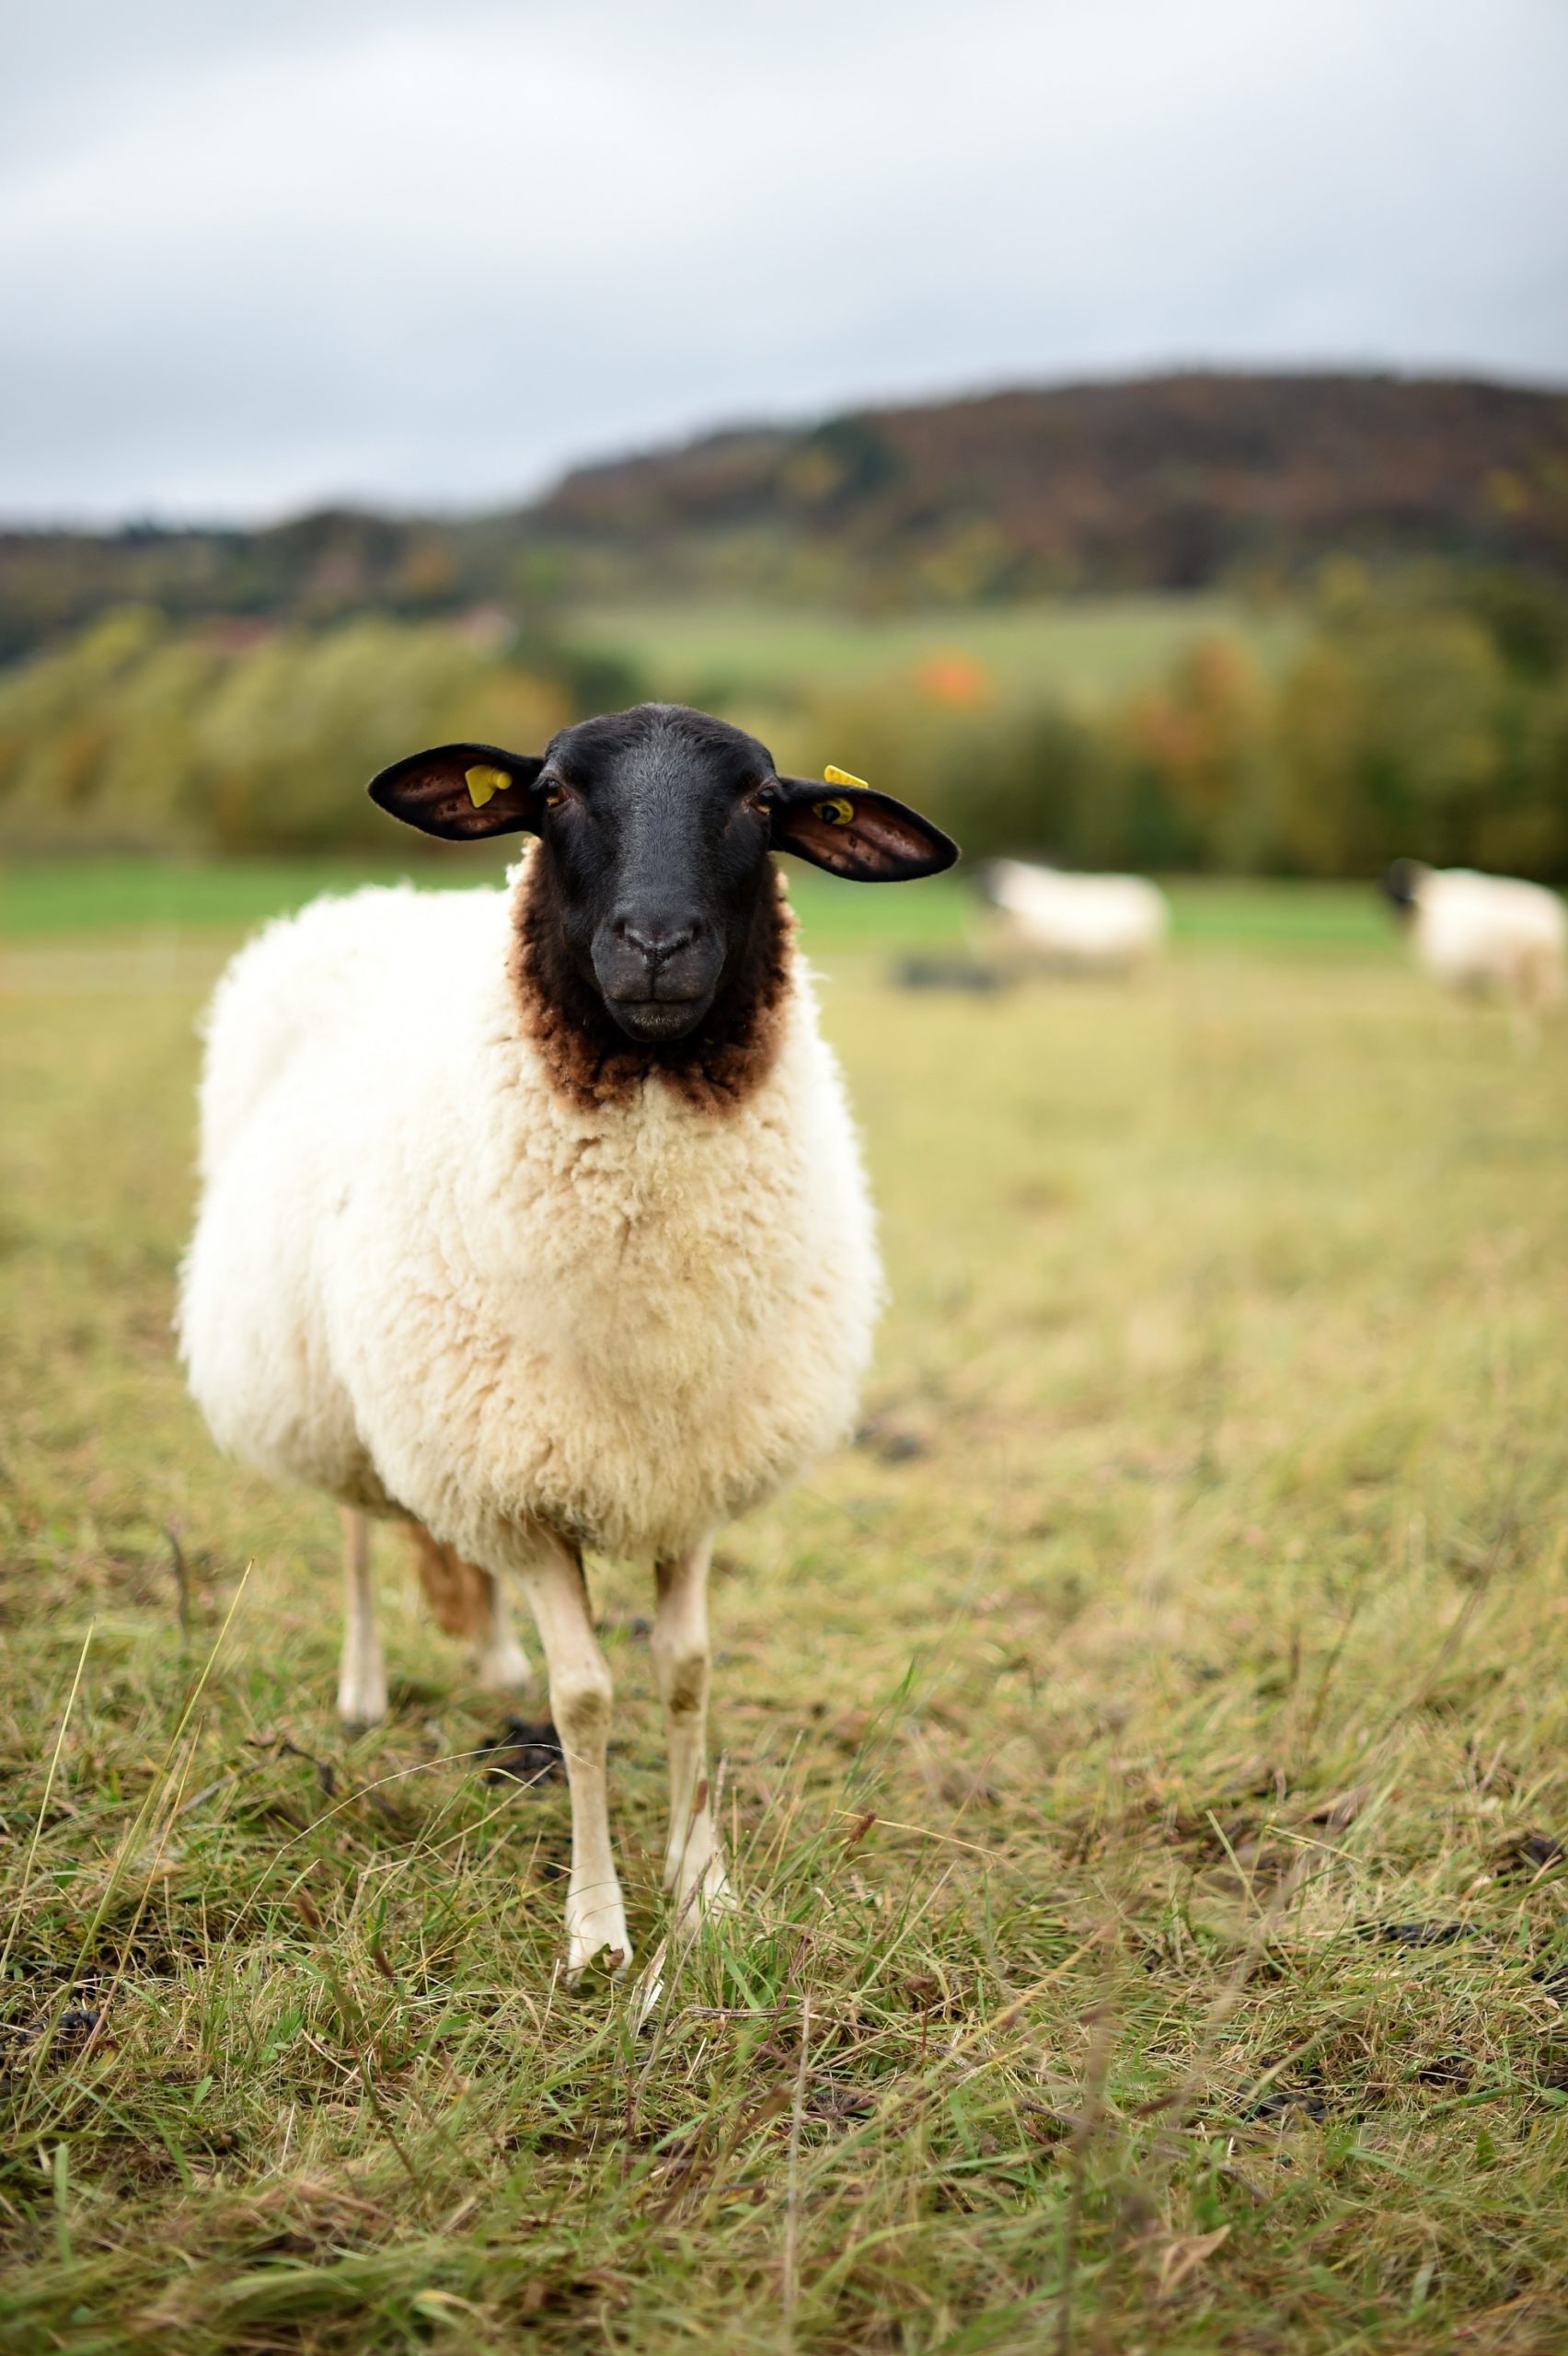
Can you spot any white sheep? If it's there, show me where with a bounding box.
[179,707,955,1976]
[979,857,1169,974]
[1381,861,1566,1017]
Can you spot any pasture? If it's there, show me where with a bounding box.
[566,594,1303,712]
[2,869,1567,2351]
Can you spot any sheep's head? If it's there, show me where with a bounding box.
[1380,859,1425,915]
[369,703,956,1044]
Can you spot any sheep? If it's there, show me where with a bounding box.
[977,857,1169,975]
[1380,861,1567,1022]
[179,706,956,1977]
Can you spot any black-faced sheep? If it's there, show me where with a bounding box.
[179,704,956,1975]
[1381,860,1566,1014]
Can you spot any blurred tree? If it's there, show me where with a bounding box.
[1122,638,1274,870]
[1274,606,1507,873]
[0,614,568,855]
[4,571,1565,878]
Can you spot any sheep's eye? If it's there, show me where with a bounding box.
[541,781,570,809]
[752,785,780,816]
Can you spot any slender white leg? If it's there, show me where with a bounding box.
[337,1507,387,1728]
[472,1568,532,1693]
[517,1535,630,1977]
[652,1535,732,1916]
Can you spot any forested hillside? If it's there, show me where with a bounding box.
[540,372,1568,599]
[4,373,1564,658]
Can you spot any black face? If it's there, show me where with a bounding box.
[1380,859,1420,914]
[538,708,778,1041]
[367,703,959,1044]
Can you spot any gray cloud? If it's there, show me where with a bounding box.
[4,0,1565,521]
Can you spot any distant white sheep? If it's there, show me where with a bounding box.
[980,858,1170,974]
[179,704,955,1978]
[1381,861,1566,1015]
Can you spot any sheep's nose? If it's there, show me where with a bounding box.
[617,916,701,967]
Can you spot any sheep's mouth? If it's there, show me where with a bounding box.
[605,995,712,1042]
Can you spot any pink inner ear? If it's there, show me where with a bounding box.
[406,759,520,834]
[371,745,542,839]
[843,803,936,860]
[771,777,954,877]
[780,801,920,876]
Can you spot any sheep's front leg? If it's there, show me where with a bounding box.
[653,1536,732,1917]
[337,1507,388,1728]
[518,1537,630,1977]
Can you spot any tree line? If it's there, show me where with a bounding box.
[1,567,1565,879]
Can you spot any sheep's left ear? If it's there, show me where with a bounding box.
[367,742,546,841]
[770,776,959,882]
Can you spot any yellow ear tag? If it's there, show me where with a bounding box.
[817,766,863,826]
[465,763,511,809]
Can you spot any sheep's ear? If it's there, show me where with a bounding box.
[770,775,959,882]
[368,743,546,841]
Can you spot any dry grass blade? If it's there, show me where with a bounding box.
[0,1623,94,1991]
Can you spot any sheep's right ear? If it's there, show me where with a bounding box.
[367,743,547,841]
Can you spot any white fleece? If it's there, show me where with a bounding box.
[986,858,1169,972]
[179,861,882,1572]
[1405,866,1567,1008]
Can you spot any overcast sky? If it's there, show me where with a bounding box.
[3,0,1565,525]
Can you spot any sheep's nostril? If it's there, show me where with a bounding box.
[623,921,698,967]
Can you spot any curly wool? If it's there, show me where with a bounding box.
[178,858,882,1571]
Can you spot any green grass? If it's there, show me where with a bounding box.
[570,595,1302,709]
[0,858,447,941]
[2,897,1565,2350]
[0,857,1393,959]
[0,854,963,953]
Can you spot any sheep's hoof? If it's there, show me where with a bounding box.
[664,1838,736,1920]
[337,1683,388,1732]
[678,1854,737,1922]
[632,1939,669,2030]
[633,1865,738,2030]
[564,1899,633,1985]
[565,1942,632,1988]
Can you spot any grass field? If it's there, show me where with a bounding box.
[0,857,1393,956]
[3,881,1567,2351]
[568,595,1302,711]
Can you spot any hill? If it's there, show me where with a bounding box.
[536,372,1568,595]
[2,372,1565,658]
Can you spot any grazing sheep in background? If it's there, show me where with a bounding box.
[179,706,955,1976]
[1380,861,1567,1021]
[978,857,1169,975]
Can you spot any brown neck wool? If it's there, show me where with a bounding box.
[508,855,796,1115]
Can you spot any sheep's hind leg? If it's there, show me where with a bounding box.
[473,1570,532,1692]
[517,1534,630,1978]
[405,1523,531,1692]
[337,1507,388,1729]
[653,1536,733,1919]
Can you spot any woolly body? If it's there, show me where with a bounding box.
[179,860,881,1573]
[986,858,1168,971]
[1404,866,1566,1006]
